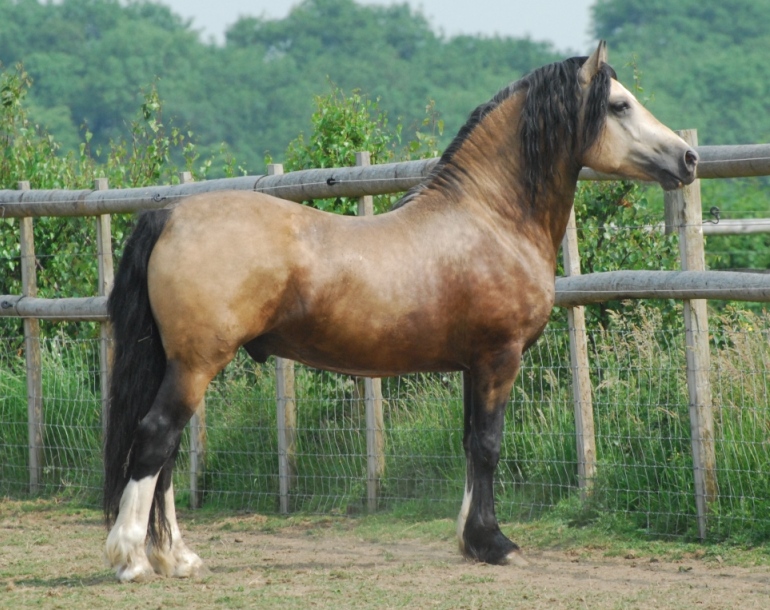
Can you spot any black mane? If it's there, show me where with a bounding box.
[395,56,617,209]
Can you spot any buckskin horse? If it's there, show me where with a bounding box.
[103,42,698,581]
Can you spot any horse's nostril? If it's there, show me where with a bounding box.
[685,149,699,170]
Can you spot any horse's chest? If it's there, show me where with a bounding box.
[467,261,555,341]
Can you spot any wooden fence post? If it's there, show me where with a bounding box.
[664,129,717,540]
[176,171,207,509]
[269,163,297,515]
[561,207,596,496]
[94,178,114,442]
[356,152,386,512]
[19,180,43,493]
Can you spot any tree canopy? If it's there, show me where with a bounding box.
[0,0,562,170]
[3,0,770,166]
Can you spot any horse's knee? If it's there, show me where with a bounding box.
[474,437,500,469]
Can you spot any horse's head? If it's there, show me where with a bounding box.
[578,41,698,190]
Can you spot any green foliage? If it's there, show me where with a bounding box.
[0,0,203,156]
[701,179,770,272]
[0,62,230,303]
[574,182,678,275]
[0,331,102,500]
[0,0,562,171]
[279,83,444,214]
[1,64,92,190]
[101,85,195,187]
[281,84,399,214]
[575,306,770,542]
[561,181,680,329]
[285,85,396,172]
[1,63,99,300]
[404,99,445,161]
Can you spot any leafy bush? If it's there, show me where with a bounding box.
[0,62,232,309]
[275,82,443,215]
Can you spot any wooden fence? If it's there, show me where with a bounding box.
[2,133,770,534]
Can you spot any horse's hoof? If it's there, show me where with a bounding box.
[148,542,205,579]
[460,523,521,565]
[504,549,529,567]
[106,536,156,582]
[171,551,205,579]
[115,559,156,583]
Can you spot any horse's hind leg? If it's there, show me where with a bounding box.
[146,480,204,577]
[105,472,159,581]
[105,360,208,582]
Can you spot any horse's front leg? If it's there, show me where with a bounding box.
[457,351,528,566]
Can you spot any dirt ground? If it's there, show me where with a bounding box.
[2,501,769,609]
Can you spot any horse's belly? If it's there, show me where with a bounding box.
[249,325,464,377]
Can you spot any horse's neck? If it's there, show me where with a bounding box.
[445,114,580,260]
[530,172,581,255]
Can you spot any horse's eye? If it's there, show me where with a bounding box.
[610,101,631,115]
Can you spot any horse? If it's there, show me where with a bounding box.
[103,41,698,582]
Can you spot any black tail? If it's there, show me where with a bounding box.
[103,208,172,540]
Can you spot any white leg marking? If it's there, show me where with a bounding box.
[146,483,204,578]
[456,474,473,555]
[105,474,159,582]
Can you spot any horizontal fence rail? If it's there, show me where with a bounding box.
[0,296,108,321]
[702,218,770,235]
[0,159,435,217]
[554,270,770,306]
[3,271,770,322]
[2,144,770,218]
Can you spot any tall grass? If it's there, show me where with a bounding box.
[564,305,770,542]
[1,308,769,543]
[709,307,770,543]
[0,331,102,500]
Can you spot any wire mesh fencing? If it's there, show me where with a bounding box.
[1,306,769,542]
[0,325,103,500]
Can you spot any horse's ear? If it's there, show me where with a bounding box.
[578,40,608,87]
